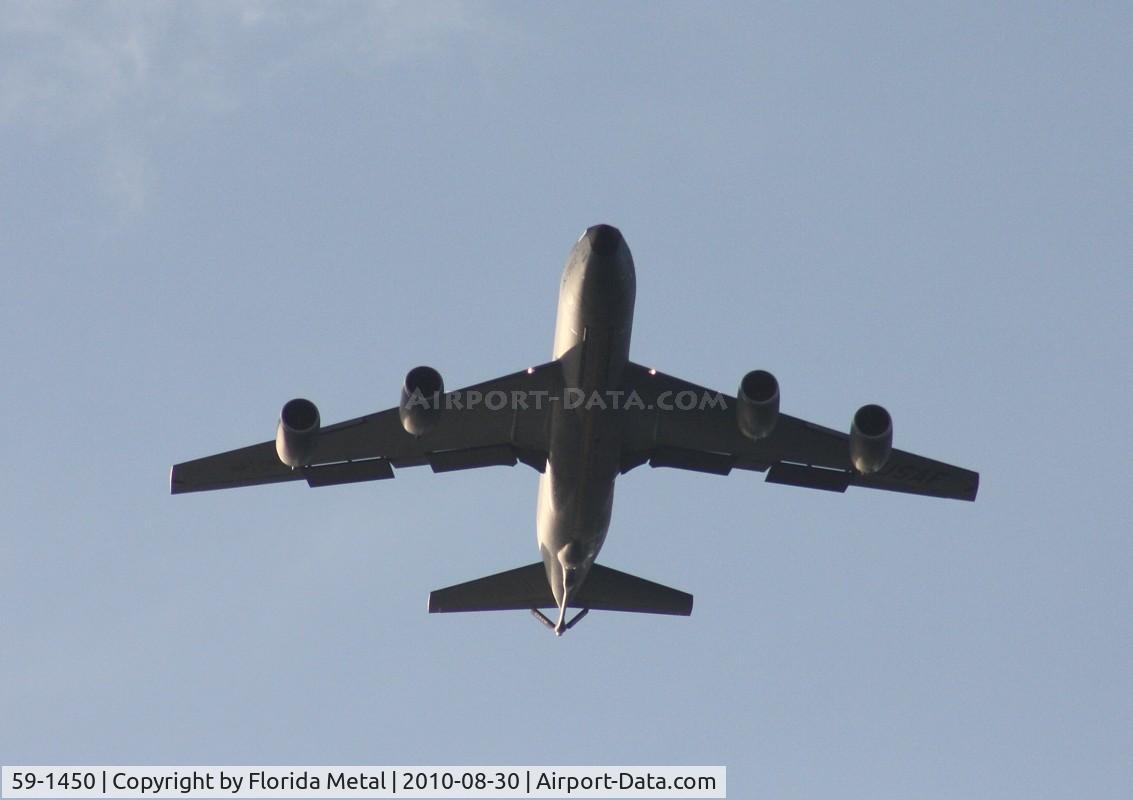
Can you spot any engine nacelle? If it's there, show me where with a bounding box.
[400,365,444,437]
[275,398,320,468]
[850,403,893,474]
[737,370,780,440]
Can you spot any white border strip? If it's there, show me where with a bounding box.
[2,766,725,799]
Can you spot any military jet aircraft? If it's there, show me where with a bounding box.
[172,225,978,635]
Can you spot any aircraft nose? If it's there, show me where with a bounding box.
[585,224,624,257]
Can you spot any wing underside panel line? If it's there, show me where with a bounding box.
[304,458,395,487]
[765,461,851,492]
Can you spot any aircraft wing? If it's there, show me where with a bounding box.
[170,362,561,494]
[618,362,978,501]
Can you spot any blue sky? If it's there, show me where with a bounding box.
[2,3,1131,797]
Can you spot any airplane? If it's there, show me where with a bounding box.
[171,224,979,636]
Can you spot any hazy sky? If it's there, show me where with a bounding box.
[2,3,1131,798]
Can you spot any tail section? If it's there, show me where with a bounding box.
[428,563,552,613]
[427,562,693,626]
[575,564,693,616]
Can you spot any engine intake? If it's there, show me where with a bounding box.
[400,366,444,436]
[850,403,893,474]
[275,398,320,467]
[737,370,780,440]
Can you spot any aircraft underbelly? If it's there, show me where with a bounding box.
[537,326,630,600]
[537,225,637,603]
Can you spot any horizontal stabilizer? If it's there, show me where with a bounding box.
[576,564,693,615]
[428,562,692,616]
[429,563,552,612]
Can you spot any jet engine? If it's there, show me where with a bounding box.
[275,398,320,467]
[400,365,444,436]
[849,403,893,474]
[737,370,780,440]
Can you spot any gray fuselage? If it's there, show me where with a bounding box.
[536,225,636,623]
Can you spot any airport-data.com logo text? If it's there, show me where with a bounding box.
[404,388,729,413]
